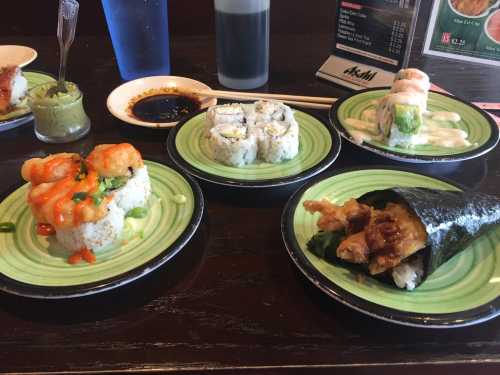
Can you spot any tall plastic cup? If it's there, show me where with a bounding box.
[214,0,270,90]
[101,0,171,81]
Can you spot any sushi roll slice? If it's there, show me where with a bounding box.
[86,144,151,213]
[394,68,430,90]
[304,187,500,290]
[376,92,425,148]
[0,66,28,114]
[208,122,257,167]
[254,117,299,164]
[55,200,125,253]
[22,143,152,262]
[205,103,246,136]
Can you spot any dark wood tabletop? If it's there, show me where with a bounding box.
[0,30,499,375]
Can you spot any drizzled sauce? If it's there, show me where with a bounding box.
[130,91,200,123]
[345,102,470,148]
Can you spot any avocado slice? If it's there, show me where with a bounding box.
[393,104,422,135]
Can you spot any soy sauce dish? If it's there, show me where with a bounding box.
[106,76,217,128]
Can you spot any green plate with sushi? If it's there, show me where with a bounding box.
[330,88,499,163]
[282,167,500,328]
[0,71,55,132]
[167,108,341,188]
[0,161,204,298]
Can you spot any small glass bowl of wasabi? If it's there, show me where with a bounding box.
[28,81,91,143]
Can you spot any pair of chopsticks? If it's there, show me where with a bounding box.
[192,89,336,110]
[192,89,500,112]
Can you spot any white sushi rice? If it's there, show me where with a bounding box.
[255,120,299,163]
[205,100,299,165]
[206,103,245,136]
[55,201,125,253]
[112,165,152,213]
[208,123,257,166]
[392,256,424,291]
[54,165,151,254]
[10,67,28,106]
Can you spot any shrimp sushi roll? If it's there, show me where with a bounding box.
[21,143,152,262]
[0,66,28,114]
[208,122,257,166]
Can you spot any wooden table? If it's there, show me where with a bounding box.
[0,35,499,375]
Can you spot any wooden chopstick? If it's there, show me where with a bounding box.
[192,89,334,110]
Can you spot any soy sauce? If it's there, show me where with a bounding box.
[131,94,200,123]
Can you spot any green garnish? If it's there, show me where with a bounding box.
[0,222,16,233]
[125,207,149,219]
[103,176,128,190]
[92,195,104,206]
[394,104,422,135]
[75,161,88,181]
[306,230,345,260]
[72,192,88,203]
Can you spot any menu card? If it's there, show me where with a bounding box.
[317,0,421,90]
[423,0,500,67]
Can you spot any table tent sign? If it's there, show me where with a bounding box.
[317,0,421,90]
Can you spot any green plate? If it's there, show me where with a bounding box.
[0,71,55,130]
[282,168,500,328]
[330,88,499,163]
[0,161,204,299]
[167,108,341,187]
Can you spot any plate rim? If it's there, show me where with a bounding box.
[0,160,205,299]
[167,106,342,188]
[106,75,218,128]
[0,45,38,68]
[329,87,500,163]
[281,166,500,328]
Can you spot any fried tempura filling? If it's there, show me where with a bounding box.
[303,199,428,274]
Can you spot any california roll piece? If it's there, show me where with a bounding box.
[255,119,299,163]
[205,103,246,136]
[305,187,500,291]
[208,122,257,166]
[55,200,125,253]
[0,66,28,114]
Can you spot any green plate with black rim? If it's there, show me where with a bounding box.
[0,71,56,132]
[167,108,341,188]
[282,167,500,328]
[330,88,499,163]
[0,161,204,299]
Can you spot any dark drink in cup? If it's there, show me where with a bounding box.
[102,0,171,81]
[215,0,270,89]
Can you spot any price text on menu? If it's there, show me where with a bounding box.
[333,0,419,72]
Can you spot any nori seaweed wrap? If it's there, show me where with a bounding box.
[359,187,500,283]
[305,187,500,290]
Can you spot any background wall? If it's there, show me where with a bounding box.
[2,0,335,36]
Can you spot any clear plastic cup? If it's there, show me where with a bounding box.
[28,82,90,143]
[101,0,171,81]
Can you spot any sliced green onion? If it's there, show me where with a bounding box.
[0,222,16,233]
[72,192,88,203]
[125,207,149,219]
